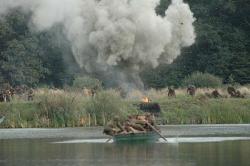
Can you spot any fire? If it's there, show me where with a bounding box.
[142,97,150,103]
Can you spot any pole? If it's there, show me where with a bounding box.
[146,122,167,142]
[105,137,112,143]
[0,116,5,124]
[88,113,91,126]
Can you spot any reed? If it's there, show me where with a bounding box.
[0,88,250,128]
[160,97,250,124]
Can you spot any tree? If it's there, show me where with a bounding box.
[0,9,75,87]
[0,38,47,86]
[142,0,250,88]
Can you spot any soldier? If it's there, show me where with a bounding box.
[235,90,245,98]
[103,125,115,136]
[113,116,124,132]
[227,86,237,97]
[91,85,100,97]
[4,89,11,102]
[27,89,34,101]
[21,85,29,93]
[211,89,222,98]
[90,89,95,97]
[123,120,137,133]
[168,87,176,97]
[83,87,92,96]
[0,90,4,102]
[127,115,146,132]
[187,85,196,96]
[116,87,127,98]
[15,86,22,95]
[10,87,15,98]
[103,116,124,136]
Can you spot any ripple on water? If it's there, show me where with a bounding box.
[52,137,250,144]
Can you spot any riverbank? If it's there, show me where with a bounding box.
[0,89,250,128]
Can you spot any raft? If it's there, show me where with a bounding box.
[113,131,160,143]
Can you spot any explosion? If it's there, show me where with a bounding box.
[0,0,196,89]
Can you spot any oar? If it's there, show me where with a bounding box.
[146,122,167,142]
[106,137,113,143]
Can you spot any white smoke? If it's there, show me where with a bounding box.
[0,0,196,88]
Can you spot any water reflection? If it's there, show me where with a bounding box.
[0,139,250,166]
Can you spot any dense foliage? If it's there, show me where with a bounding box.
[0,10,74,87]
[143,0,250,88]
[0,0,249,88]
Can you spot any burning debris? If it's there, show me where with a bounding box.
[141,97,151,103]
[138,97,161,115]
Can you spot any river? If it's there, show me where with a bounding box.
[1,125,250,166]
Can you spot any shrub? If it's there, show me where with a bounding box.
[35,90,87,127]
[85,90,135,125]
[72,76,102,90]
[182,72,222,88]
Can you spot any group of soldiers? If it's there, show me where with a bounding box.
[168,85,245,98]
[167,85,245,98]
[103,113,158,136]
[0,87,13,102]
[227,86,245,98]
[167,85,196,97]
[206,87,245,98]
[0,84,34,102]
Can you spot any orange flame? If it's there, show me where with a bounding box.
[142,97,150,103]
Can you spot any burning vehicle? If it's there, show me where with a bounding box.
[138,97,161,116]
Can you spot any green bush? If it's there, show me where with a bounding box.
[36,92,87,127]
[182,72,222,88]
[72,76,102,90]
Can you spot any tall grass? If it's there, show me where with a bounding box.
[160,97,250,124]
[36,91,87,127]
[0,89,90,128]
[85,90,138,126]
[0,102,39,128]
[0,88,250,128]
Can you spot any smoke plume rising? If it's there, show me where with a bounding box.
[0,0,196,89]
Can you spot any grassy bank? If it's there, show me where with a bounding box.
[0,89,250,128]
[159,97,250,124]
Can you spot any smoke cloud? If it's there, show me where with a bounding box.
[0,0,196,89]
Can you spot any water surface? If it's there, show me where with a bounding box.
[1,125,250,166]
